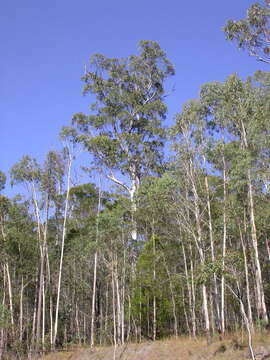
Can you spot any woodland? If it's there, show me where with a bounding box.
[1,1,270,358]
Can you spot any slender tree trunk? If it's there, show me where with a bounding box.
[193,176,210,340]
[105,282,109,338]
[53,154,72,346]
[31,184,45,352]
[240,119,268,323]
[226,282,255,360]
[121,231,126,345]
[30,272,38,356]
[221,154,227,335]
[111,264,117,347]
[0,222,15,340]
[0,265,6,360]
[36,256,44,350]
[205,176,220,333]
[163,256,178,337]
[139,285,142,342]
[5,263,14,339]
[126,295,131,342]
[129,167,140,244]
[115,262,121,345]
[90,251,98,347]
[248,170,268,322]
[19,277,24,342]
[99,298,103,345]
[152,232,156,341]
[239,224,253,332]
[189,243,197,338]
[181,241,192,333]
[49,296,53,350]
[42,277,46,352]
[90,185,101,347]
[182,288,191,337]
[75,302,81,344]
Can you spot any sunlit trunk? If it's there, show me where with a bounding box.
[53,152,73,346]
[221,153,227,335]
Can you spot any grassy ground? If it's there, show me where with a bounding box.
[41,332,270,360]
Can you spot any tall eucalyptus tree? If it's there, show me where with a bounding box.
[72,40,174,243]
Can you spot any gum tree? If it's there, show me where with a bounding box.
[200,74,270,324]
[72,40,174,243]
[224,1,270,64]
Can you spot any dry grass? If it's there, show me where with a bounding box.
[41,331,270,360]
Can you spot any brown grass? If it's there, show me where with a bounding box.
[41,332,270,360]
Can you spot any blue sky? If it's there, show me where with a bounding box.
[1,0,268,195]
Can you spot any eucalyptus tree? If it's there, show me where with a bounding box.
[10,145,76,350]
[66,182,102,346]
[0,171,7,359]
[200,73,270,324]
[136,174,180,339]
[12,157,44,349]
[72,40,174,243]
[173,103,212,340]
[11,155,52,351]
[0,172,14,354]
[0,171,37,356]
[224,1,270,64]
[3,200,37,350]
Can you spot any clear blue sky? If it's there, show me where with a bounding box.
[1,0,268,195]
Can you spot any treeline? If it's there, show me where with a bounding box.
[1,1,270,357]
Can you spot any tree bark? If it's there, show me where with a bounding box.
[90,184,101,347]
[53,152,73,346]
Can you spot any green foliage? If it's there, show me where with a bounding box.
[2,199,37,274]
[3,10,270,348]
[0,170,6,192]
[11,155,41,185]
[41,151,65,201]
[224,1,270,64]
[72,40,174,181]
[0,303,10,329]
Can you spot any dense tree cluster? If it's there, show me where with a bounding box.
[1,3,270,358]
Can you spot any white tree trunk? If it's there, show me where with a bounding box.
[240,119,267,323]
[90,185,101,347]
[205,176,221,333]
[221,155,227,335]
[0,265,6,360]
[53,153,73,346]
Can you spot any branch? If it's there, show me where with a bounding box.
[107,171,130,193]
[258,56,270,65]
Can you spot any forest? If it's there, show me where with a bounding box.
[1,1,270,358]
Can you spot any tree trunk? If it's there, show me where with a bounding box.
[205,175,221,333]
[111,265,117,347]
[221,154,227,335]
[193,177,210,340]
[5,263,14,339]
[0,265,6,360]
[90,185,101,347]
[239,224,253,332]
[163,256,178,337]
[240,119,268,323]
[152,232,156,341]
[53,154,72,346]
[248,170,268,322]
[19,277,24,342]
